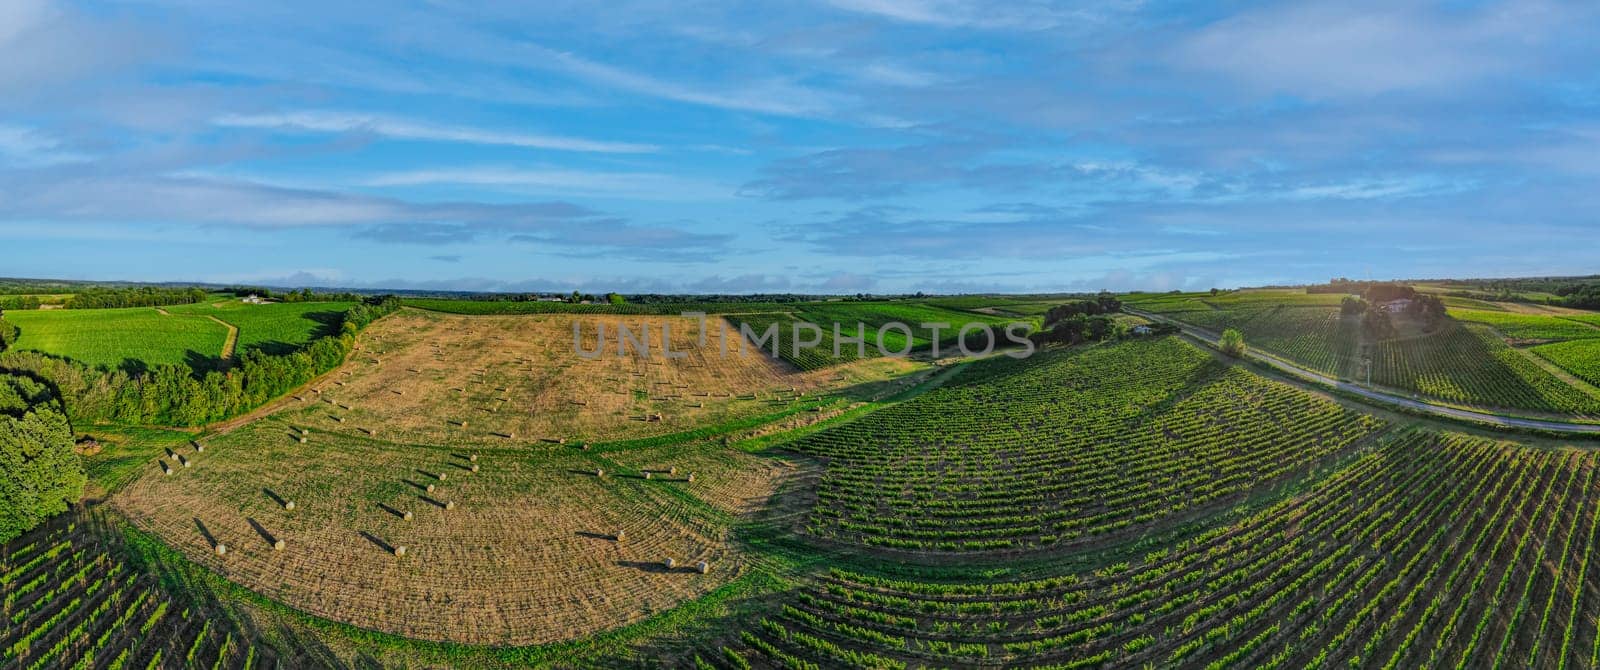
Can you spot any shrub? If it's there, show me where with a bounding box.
[1219,328,1247,358]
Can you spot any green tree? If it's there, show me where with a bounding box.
[607,292,626,305]
[1219,328,1246,358]
[0,374,85,542]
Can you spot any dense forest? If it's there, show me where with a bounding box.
[0,297,399,426]
[0,372,84,542]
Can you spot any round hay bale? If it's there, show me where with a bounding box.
[162,464,173,476]
[215,544,228,556]
[687,473,696,483]
[696,561,710,574]
[445,501,456,511]
[273,539,286,551]
[470,464,480,473]
[438,473,448,481]
[298,436,307,444]
[194,444,205,453]
[301,428,309,436]
[469,454,479,462]
[180,456,191,468]
[663,558,676,570]
[595,468,605,477]
[394,546,407,557]
[403,511,414,521]
[643,472,653,480]
[426,484,436,493]
[285,501,296,511]
[668,466,677,475]
[614,530,626,542]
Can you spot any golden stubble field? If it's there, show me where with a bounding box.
[112,309,917,645]
[281,309,914,448]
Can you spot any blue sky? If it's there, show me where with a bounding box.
[1,0,1596,294]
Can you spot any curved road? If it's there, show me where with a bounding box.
[1127,308,1600,435]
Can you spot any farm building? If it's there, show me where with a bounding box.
[1380,298,1412,314]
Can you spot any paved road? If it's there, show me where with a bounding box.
[1127,308,1600,435]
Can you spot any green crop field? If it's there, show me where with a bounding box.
[166,300,354,354]
[2,308,229,370]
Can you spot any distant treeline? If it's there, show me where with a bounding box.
[0,297,399,426]
[64,287,208,309]
[0,295,44,310]
[223,286,371,303]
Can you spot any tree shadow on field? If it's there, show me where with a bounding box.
[574,531,614,541]
[183,349,227,375]
[117,357,150,377]
[304,310,345,340]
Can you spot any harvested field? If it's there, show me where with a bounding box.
[113,418,786,645]
[282,309,920,448]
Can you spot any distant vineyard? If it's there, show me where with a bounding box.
[1372,324,1600,415]
[725,304,1024,371]
[1535,339,1600,388]
[792,337,1386,552]
[707,431,1600,669]
[402,298,795,315]
[1449,309,1600,342]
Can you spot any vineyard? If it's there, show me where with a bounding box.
[724,304,1022,371]
[1448,308,1600,342]
[1536,339,1600,388]
[792,337,1386,552]
[1128,290,1600,417]
[703,430,1600,669]
[1371,323,1600,415]
[1,515,279,670]
[12,287,1600,668]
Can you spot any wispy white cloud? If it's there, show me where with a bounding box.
[535,47,845,118]
[212,111,657,154]
[361,166,734,202]
[1173,0,1587,98]
[0,124,89,166]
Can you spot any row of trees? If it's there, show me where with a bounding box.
[224,286,370,303]
[66,287,209,309]
[0,372,85,543]
[0,295,44,310]
[0,296,400,427]
[1032,293,1130,346]
[1042,292,1123,328]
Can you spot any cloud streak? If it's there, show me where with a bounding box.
[213,111,657,154]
